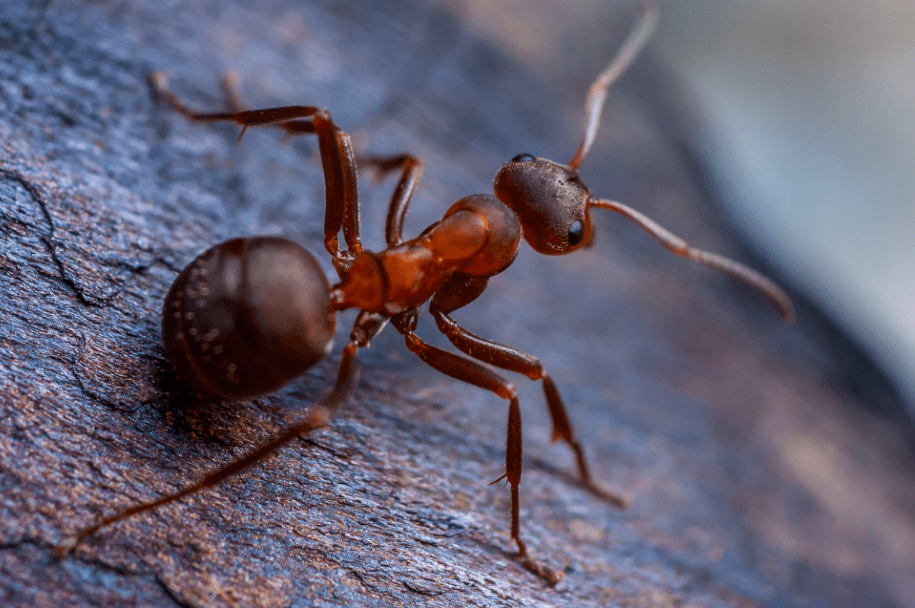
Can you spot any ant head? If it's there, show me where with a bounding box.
[490,5,658,256]
[493,154,593,255]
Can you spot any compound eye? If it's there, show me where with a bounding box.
[511,153,536,163]
[567,220,585,247]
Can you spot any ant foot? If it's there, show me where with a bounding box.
[521,555,565,586]
[53,536,79,558]
[583,481,629,509]
[515,537,564,585]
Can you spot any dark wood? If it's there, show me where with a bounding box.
[2,1,914,607]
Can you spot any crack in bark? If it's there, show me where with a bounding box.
[0,537,43,551]
[0,168,92,304]
[155,575,203,608]
[1,169,178,308]
[401,579,449,596]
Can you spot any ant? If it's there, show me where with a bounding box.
[57,5,793,585]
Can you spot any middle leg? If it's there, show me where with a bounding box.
[358,154,424,247]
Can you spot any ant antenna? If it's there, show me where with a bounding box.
[569,3,658,169]
[587,198,795,322]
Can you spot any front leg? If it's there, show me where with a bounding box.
[430,274,629,508]
[390,312,563,585]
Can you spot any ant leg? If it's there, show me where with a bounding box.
[359,154,424,247]
[149,73,361,265]
[149,71,314,133]
[391,312,563,585]
[56,339,364,557]
[230,107,362,264]
[233,108,362,265]
[149,71,237,123]
[430,275,629,508]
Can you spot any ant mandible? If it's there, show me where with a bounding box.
[57,5,793,585]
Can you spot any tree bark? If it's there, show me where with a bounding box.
[2,1,913,607]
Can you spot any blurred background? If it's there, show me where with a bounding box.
[441,0,915,413]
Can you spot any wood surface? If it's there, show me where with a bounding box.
[2,1,914,607]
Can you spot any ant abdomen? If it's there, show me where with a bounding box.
[162,236,336,398]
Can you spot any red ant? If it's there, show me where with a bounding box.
[57,5,793,584]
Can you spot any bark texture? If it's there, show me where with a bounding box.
[2,1,914,607]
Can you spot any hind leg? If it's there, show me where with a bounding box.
[149,72,362,266]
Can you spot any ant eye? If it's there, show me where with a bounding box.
[567,220,585,247]
[511,153,536,163]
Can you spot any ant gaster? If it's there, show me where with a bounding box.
[57,5,793,584]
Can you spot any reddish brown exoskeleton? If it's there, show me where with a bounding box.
[58,5,793,584]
